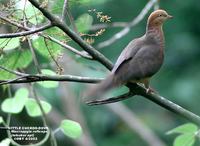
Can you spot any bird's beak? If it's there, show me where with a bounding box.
[167,15,173,19]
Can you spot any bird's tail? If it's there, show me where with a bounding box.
[84,74,119,102]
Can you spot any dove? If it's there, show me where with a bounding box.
[85,9,172,100]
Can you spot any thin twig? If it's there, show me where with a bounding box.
[61,0,68,22]
[62,0,77,32]
[31,87,47,121]
[0,65,27,76]
[0,14,29,30]
[43,35,92,59]
[0,74,102,85]
[27,37,41,73]
[66,8,78,33]
[0,23,53,38]
[43,38,63,73]
[0,75,29,85]
[31,86,56,146]
[96,0,157,49]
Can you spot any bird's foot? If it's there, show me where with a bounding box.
[146,87,157,94]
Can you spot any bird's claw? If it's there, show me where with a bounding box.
[146,87,157,94]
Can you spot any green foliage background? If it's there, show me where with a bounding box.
[0,0,200,146]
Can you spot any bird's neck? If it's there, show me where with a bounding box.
[146,25,165,49]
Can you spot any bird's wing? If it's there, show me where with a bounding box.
[112,38,142,73]
[113,43,163,83]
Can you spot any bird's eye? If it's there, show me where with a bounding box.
[159,14,162,17]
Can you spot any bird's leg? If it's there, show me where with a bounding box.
[143,79,150,93]
[143,79,157,94]
[143,79,153,94]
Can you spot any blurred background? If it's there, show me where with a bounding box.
[0,0,200,146]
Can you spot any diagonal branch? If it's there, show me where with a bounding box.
[61,0,78,32]
[61,0,69,22]
[43,35,92,59]
[0,14,29,30]
[144,93,200,125]
[0,65,26,76]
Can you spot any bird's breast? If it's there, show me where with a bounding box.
[146,26,165,50]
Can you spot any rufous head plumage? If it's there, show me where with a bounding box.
[147,9,173,27]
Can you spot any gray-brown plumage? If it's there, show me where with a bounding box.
[85,9,172,99]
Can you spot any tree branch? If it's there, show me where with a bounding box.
[0,65,101,85]
[43,35,92,59]
[61,0,68,22]
[0,23,52,38]
[61,0,78,33]
[96,0,157,49]
[30,85,56,146]
[139,89,200,125]
[27,37,42,73]
[0,74,102,85]
[0,14,29,30]
[0,66,26,76]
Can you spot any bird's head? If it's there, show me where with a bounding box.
[147,9,173,27]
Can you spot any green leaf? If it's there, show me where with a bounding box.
[75,13,93,33]
[167,123,198,135]
[1,88,29,114]
[173,133,195,146]
[60,120,82,139]
[0,138,11,146]
[0,116,3,124]
[37,69,59,88]
[15,88,29,99]
[25,98,52,117]
[0,50,32,80]
[0,38,20,51]
[32,37,62,58]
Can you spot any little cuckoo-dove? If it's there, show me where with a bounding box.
[85,9,172,101]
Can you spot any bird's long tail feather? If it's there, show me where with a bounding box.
[84,74,119,101]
